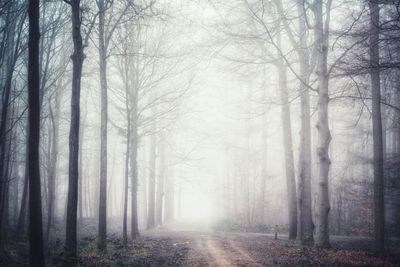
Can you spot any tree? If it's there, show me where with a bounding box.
[369,0,385,256]
[64,0,86,264]
[313,0,332,248]
[97,0,108,251]
[27,0,45,265]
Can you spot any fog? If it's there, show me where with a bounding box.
[1,0,399,265]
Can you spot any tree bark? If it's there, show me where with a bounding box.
[97,0,108,251]
[277,61,298,240]
[28,0,45,265]
[314,0,331,248]
[122,71,131,243]
[65,0,85,264]
[147,130,156,229]
[296,0,313,245]
[130,122,139,238]
[369,0,385,256]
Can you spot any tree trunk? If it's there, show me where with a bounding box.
[314,0,331,248]
[164,167,174,223]
[123,110,131,244]
[260,83,267,224]
[97,0,108,251]
[78,126,83,223]
[369,0,385,256]
[27,0,45,264]
[16,162,28,240]
[156,134,165,226]
[65,0,85,264]
[130,123,139,238]
[296,0,313,245]
[147,131,156,229]
[46,89,60,240]
[277,60,298,240]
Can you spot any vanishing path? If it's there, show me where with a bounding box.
[144,230,277,266]
[142,227,400,266]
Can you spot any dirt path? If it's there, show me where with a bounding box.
[148,231,264,266]
[142,229,400,266]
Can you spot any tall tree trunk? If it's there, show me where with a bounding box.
[156,134,165,226]
[314,0,331,248]
[122,71,131,243]
[46,89,60,240]
[65,0,85,264]
[27,0,45,265]
[16,162,28,240]
[164,166,174,223]
[97,0,108,251]
[122,60,131,242]
[123,124,130,245]
[260,83,267,224]
[78,123,84,223]
[277,60,297,240]
[369,0,385,256]
[296,0,313,245]
[147,130,156,229]
[130,123,139,238]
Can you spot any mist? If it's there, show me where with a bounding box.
[1,0,399,266]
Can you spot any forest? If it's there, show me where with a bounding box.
[0,0,399,266]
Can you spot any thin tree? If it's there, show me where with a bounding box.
[64,0,86,264]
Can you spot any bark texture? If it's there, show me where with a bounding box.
[314,0,331,248]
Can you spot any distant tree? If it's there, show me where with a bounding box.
[369,0,384,256]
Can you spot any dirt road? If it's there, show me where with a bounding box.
[182,232,263,266]
[143,229,400,267]
[144,230,290,266]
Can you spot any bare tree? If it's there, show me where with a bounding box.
[27,0,45,265]
[369,0,384,256]
[64,0,88,263]
[313,0,332,248]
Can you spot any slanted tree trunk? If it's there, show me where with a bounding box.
[369,0,385,256]
[314,0,332,248]
[27,0,45,265]
[65,0,85,264]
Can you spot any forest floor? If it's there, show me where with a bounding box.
[3,227,400,266]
